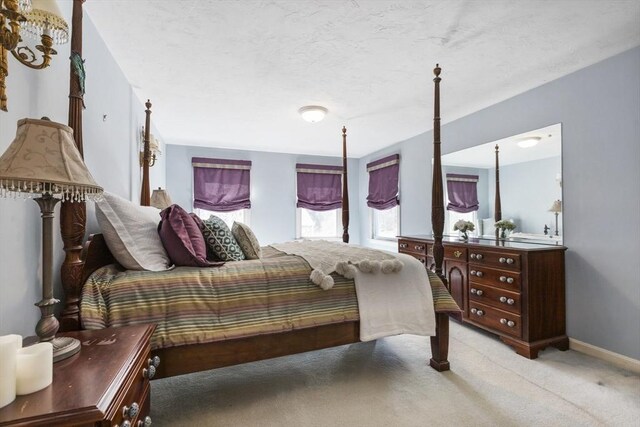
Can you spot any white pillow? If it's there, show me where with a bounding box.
[95,192,171,271]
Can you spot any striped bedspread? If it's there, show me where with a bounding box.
[80,246,458,350]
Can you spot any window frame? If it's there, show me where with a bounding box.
[194,208,251,228]
[295,207,342,240]
[370,204,400,242]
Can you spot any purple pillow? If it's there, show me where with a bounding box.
[158,205,222,267]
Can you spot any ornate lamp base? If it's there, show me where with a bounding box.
[52,336,81,363]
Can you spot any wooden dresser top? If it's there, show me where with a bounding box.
[0,324,155,426]
[399,235,566,252]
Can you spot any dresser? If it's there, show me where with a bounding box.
[399,235,568,359]
[0,325,157,427]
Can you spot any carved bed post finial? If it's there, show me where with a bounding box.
[431,64,446,282]
[140,100,152,206]
[342,126,350,243]
[494,144,502,239]
[60,0,87,332]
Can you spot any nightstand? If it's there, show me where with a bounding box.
[0,324,157,426]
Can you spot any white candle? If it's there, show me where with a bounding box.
[15,342,53,396]
[0,334,22,409]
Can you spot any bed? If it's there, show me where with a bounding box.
[57,4,458,378]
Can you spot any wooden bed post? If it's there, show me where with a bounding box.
[342,126,349,243]
[431,65,445,282]
[140,100,152,206]
[494,144,501,239]
[60,0,86,332]
[429,64,450,371]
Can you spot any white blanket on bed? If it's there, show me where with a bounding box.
[271,241,435,340]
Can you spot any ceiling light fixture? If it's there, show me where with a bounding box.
[517,136,542,148]
[298,106,328,123]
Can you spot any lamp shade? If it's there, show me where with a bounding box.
[150,188,172,209]
[548,200,562,213]
[0,118,102,201]
[21,0,69,44]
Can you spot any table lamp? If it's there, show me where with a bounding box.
[0,118,103,362]
[150,187,172,209]
[549,200,562,236]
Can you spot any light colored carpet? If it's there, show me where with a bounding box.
[151,321,640,426]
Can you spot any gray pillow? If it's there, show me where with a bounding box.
[95,191,171,271]
[201,216,245,261]
[232,221,261,259]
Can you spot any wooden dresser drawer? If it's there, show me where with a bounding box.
[111,343,153,427]
[398,239,428,256]
[469,283,521,314]
[468,301,522,338]
[468,249,521,271]
[444,245,467,261]
[468,266,521,292]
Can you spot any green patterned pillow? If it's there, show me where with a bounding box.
[201,216,246,261]
[232,221,262,259]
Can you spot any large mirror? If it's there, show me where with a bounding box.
[441,123,563,245]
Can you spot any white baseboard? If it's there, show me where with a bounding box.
[569,338,640,374]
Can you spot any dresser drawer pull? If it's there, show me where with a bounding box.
[470,288,477,294]
[499,257,506,263]
[507,320,515,327]
[500,318,507,324]
[143,365,156,380]
[499,276,507,282]
[470,308,484,316]
[470,270,476,276]
[476,254,484,260]
[123,402,139,419]
[414,245,425,251]
[506,258,514,264]
[506,277,514,284]
[138,416,152,427]
[476,289,484,296]
[453,250,463,258]
[149,356,161,368]
[476,271,483,277]
[499,296,507,303]
[470,253,476,259]
[507,298,515,305]
[399,243,408,249]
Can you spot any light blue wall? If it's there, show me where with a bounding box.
[0,3,164,338]
[487,156,563,235]
[358,47,640,359]
[166,145,360,246]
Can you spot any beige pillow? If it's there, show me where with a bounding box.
[96,192,171,271]
[232,221,261,259]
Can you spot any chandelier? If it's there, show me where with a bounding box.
[0,0,68,111]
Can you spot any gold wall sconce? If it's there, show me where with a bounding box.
[1,0,69,112]
[139,126,161,168]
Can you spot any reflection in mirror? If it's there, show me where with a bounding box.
[441,123,562,245]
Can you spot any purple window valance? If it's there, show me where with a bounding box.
[446,173,479,213]
[192,157,251,212]
[366,154,400,210]
[296,163,343,211]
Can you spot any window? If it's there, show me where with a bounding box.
[295,163,343,239]
[192,157,252,215]
[445,173,479,236]
[371,205,399,240]
[196,208,250,228]
[445,208,478,236]
[296,208,341,239]
[366,154,400,241]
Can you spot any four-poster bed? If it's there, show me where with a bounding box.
[58,4,456,392]
[59,64,456,378]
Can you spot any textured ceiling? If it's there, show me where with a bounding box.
[84,1,640,158]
